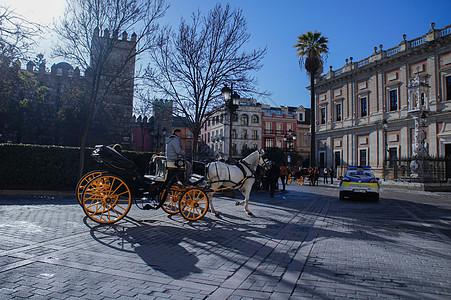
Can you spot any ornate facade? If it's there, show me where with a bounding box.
[314,23,451,177]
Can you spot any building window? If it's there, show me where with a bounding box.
[298,112,304,121]
[320,108,326,124]
[252,130,258,140]
[319,152,325,169]
[241,114,249,126]
[446,76,451,101]
[231,129,236,139]
[388,147,398,167]
[389,90,398,111]
[265,122,272,134]
[359,149,367,166]
[334,151,341,168]
[360,97,367,117]
[335,103,342,121]
[251,115,259,123]
[277,123,283,135]
[242,129,248,139]
[265,138,273,148]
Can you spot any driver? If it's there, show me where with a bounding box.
[165,129,192,181]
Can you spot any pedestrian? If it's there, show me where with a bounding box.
[314,167,320,185]
[267,161,280,198]
[329,167,334,184]
[323,167,328,184]
[280,163,289,192]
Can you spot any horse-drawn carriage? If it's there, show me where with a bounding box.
[77,145,269,224]
[287,167,317,185]
[76,145,209,224]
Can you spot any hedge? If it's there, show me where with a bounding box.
[0,144,154,191]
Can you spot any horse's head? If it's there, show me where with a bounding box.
[257,149,270,170]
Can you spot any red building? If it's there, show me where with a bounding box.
[261,105,297,151]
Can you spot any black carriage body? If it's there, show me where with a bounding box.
[91,145,167,199]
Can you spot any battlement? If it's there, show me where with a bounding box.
[93,27,137,43]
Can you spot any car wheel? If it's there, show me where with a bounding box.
[373,194,380,202]
[339,191,345,200]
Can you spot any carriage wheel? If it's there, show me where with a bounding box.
[161,186,183,215]
[179,188,209,221]
[287,174,292,184]
[298,177,303,185]
[76,170,107,205]
[81,174,132,224]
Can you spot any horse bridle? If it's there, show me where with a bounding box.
[258,149,270,170]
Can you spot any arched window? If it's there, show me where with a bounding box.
[251,115,259,123]
[241,114,249,126]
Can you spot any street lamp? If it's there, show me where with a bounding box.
[283,129,296,151]
[221,85,239,162]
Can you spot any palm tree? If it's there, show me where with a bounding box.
[295,31,328,167]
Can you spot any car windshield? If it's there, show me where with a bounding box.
[347,170,374,179]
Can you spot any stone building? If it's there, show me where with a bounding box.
[313,23,451,178]
[201,98,262,160]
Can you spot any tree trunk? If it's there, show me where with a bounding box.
[310,72,316,167]
[78,126,89,180]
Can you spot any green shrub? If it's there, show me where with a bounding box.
[0,144,154,190]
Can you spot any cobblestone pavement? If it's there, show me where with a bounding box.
[0,183,450,299]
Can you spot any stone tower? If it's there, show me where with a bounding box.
[89,27,137,147]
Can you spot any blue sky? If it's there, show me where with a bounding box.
[161,0,451,108]
[5,0,451,108]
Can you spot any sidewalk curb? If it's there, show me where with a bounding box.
[0,189,74,197]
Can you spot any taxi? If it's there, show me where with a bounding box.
[339,166,380,201]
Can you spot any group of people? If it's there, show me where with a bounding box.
[322,167,335,184]
[255,163,336,196]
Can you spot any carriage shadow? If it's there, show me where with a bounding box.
[84,208,308,280]
[85,217,202,279]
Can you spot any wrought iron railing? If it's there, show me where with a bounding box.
[383,157,451,183]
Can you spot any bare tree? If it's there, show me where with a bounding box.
[53,0,168,177]
[0,5,41,62]
[145,3,266,159]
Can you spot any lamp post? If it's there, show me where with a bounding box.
[161,127,167,154]
[382,119,388,179]
[283,129,296,165]
[283,129,296,150]
[221,85,239,162]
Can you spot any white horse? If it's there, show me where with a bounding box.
[205,149,269,217]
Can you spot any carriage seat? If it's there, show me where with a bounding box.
[144,156,167,182]
[188,174,205,185]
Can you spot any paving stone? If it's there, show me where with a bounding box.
[0,186,450,299]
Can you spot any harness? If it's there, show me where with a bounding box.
[206,159,256,190]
